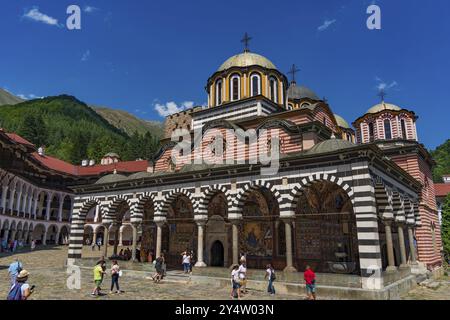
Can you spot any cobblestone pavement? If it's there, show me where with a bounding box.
[401,276,450,300]
[1,246,449,300]
[0,246,303,300]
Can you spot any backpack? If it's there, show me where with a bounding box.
[270,269,276,281]
[7,283,23,301]
[16,262,22,274]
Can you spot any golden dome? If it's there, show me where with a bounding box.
[334,114,351,129]
[366,102,401,114]
[218,52,277,72]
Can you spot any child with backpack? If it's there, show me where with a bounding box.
[7,270,34,300]
[265,264,276,295]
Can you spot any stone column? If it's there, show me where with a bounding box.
[397,225,408,268]
[231,220,240,266]
[131,224,139,262]
[283,219,297,272]
[58,200,64,222]
[102,224,111,258]
[9,189,15,214]
[195,221,207,267]
[407,226,417,264]
[119,230,124,247]
[55,231,60,245]
[26,231,32,245]
[45,195,52,221]
[155,222,164,258]
[27,195,33,218]
[3,229,9,242]
[10,229,17,241]
[384,220,397,272]
[1,186,8,213]
[16,191,22,215]
[32,197,38,219]
[113,225,120,255]
[22,193,27,217]
[92,231,97,247]
[42,230,47,245]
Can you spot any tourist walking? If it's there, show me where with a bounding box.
[96,237,102,251]
[181,250,191,274]
[110,260,121,294]
[238,258,247,294]
[8,258,23,286]
[152,254,164,283]
[230,264,241,299]
[304,265,316,300]
[91,260,106,296]
[31,239,36,251]
[265,264,276,295]
[7,270,34,300]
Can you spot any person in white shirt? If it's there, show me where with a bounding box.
[230,265,241,299]
[238,261,247,294]
[265,264,276,295]
[181,251,191,274]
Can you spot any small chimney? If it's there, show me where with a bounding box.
[38,146,45,156]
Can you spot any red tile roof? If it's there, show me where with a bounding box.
[76,160,149,176]
[31,152,149,177]
[1,130,148,177]
[435,183,450,197]
[5,133,35,147]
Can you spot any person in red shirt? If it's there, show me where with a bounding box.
[303,265,316,300]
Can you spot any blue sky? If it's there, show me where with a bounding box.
[0,0,449,149]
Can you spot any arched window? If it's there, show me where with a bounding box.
[346,133,351,142]
[384,119,392,140]
[215,80,223,106]
[269,77,278,103]
[230,75,240,101]
[250,74,261,97]
[368,122,375,142]
[400,119,407,139]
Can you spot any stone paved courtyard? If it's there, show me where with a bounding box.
[1,246,449,300]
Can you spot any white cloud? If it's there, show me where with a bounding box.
[318,19,337,32]
[375,77,398,91]
[22,8,59,27]
[154,101,195,117]
[84,6,99,13]
[17,93,42,100]
[81,50,91,62]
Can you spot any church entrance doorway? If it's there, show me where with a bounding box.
[210,240,224,267]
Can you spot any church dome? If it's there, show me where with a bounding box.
[306,137,355,155]
[218,52,277,72]
[287,83,320,101]
[366,102,401,114]
[95,173,127,185]
[334,114,351,129]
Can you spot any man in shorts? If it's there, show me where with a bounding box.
[91,261,106,296]
[304,265,316,300]
[230,265,241,299]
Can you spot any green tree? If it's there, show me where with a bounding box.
[431,139,450,183]
[442,194,450,259]
[19,114,48,146]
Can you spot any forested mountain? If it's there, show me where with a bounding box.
[431,139,450,183]
[0,95,160,165]
[93,106,163,138]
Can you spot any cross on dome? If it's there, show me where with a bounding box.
[241,32,252,52]
[288,64,300,84]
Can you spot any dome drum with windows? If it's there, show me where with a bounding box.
[207,50,288,108]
